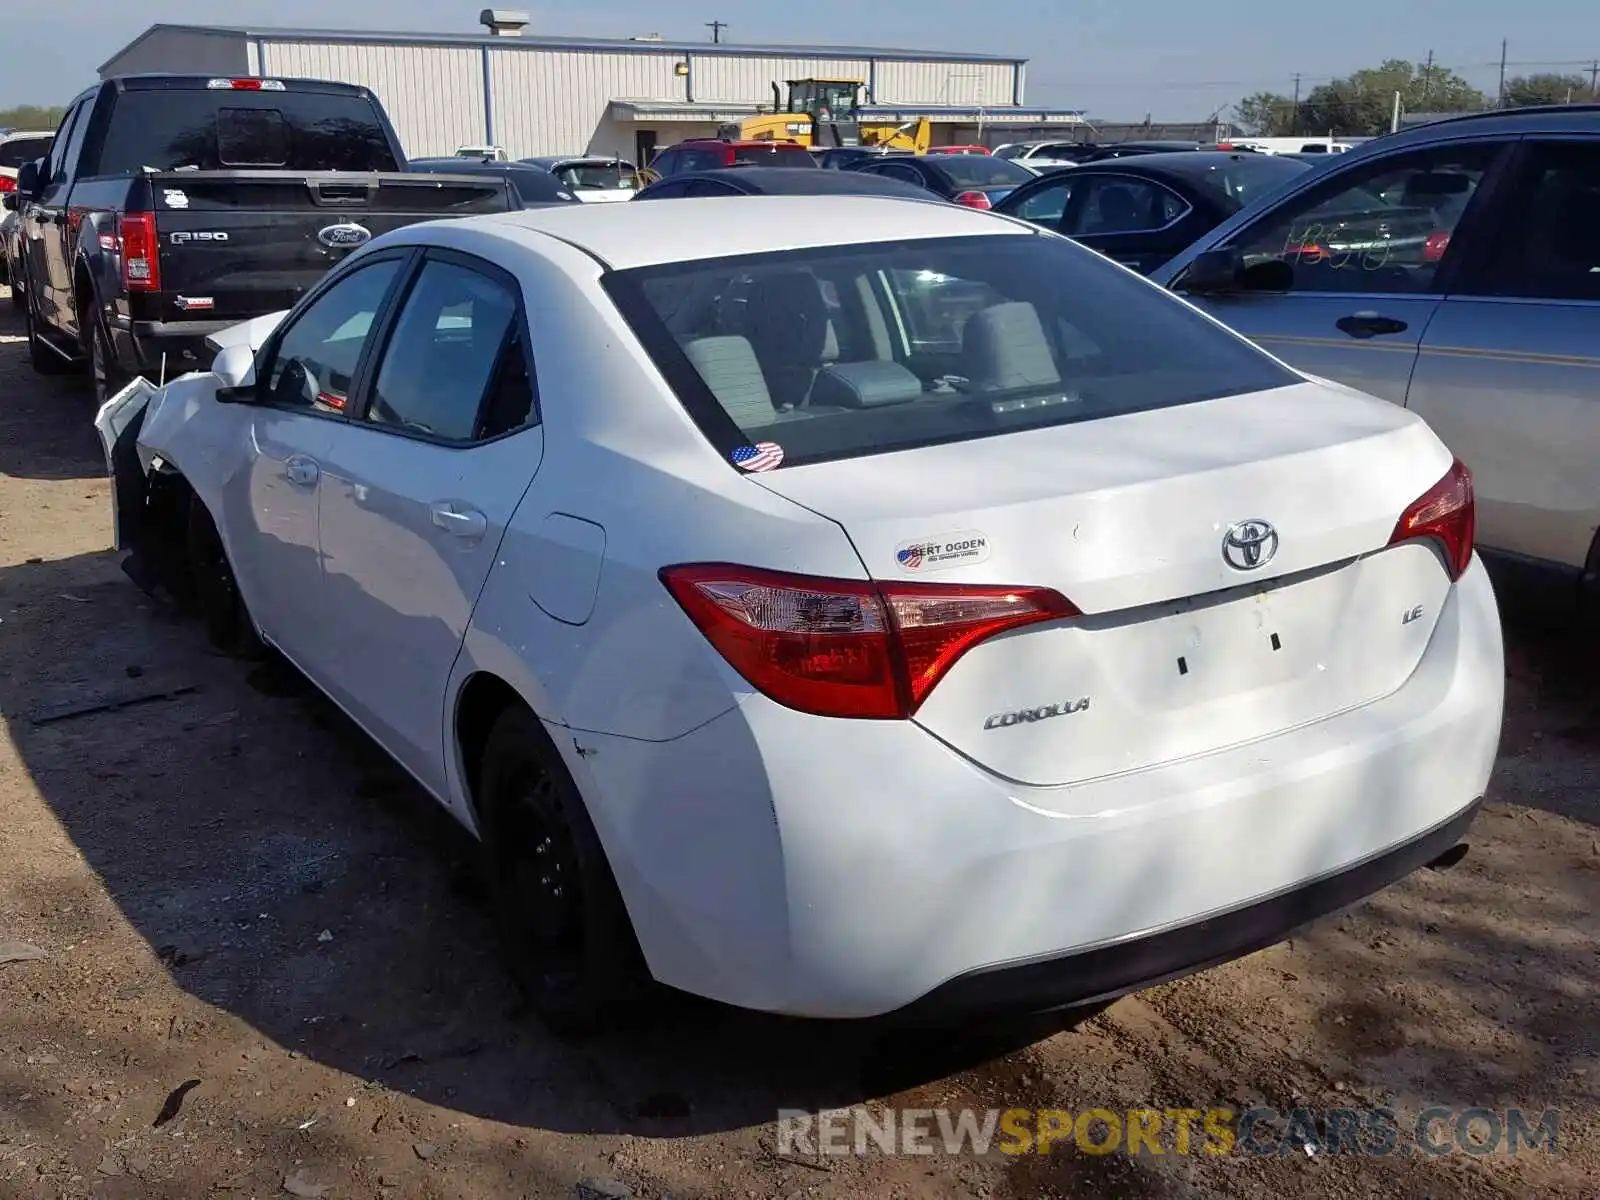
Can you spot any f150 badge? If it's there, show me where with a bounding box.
[317,223,372,248]
[169,231,228,244]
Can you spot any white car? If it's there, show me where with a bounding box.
[520,155,638,202]
[96,197,1503,1031]
[1,129,53,297]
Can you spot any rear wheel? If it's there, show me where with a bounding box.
[87,316,129,407]
[185,496,265,659]
[479,706,647,1035]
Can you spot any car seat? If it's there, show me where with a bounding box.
[961,301,1062,393]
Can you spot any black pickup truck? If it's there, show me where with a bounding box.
[7,74,516,403]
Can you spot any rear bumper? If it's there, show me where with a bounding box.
[568,555,1504,1019]
[111,315,234,376]
[890,795,1480,1023]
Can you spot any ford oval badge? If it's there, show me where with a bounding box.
[317,222,372,249]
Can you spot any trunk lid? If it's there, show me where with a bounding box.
[752,381,1458,788]
[147,171,513,321]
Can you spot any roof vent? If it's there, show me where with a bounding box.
[479,9,530,36]
[630,33,665,41]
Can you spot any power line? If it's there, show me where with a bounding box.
[705,20,727,44]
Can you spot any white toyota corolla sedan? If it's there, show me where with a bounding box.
[97,196,1503,1031]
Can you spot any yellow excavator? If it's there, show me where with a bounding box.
[718,79,932,154]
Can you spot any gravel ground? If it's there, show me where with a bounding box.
[1,285,1597,1200]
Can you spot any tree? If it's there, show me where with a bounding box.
[1234,59,1487,138]
[1233,91,1296,135]
[0,105,65,131]
[1503,73,1591,107]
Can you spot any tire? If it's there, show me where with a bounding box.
[185,496,265,659]
[87,315,129,407]
[479,706,648,1035]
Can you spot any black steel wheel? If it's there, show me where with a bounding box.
[480,706,647,1035]
[185,496,264,658]
[88,317,128,407]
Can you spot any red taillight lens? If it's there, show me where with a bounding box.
[953,190,992,210]
[119,211,160,292]
[661,564,1077,719]
[1388,457,1475,580]
[0,176,15,194]
[1422,230,1451,262]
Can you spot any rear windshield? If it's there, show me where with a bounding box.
[1186,154,1311,206]
[94,90,399,175]
[732,145,816,167]
[558,162,634,189]
[0,136,52,169]
[933,156,1033,187]
[604,233,1298,468]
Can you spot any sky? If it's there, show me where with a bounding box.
[1,0,1594,119]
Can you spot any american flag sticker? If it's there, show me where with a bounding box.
[731,442,784,472]
[894,531,990,573]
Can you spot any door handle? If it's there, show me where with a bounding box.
[1336,312,1408,339]
[430,503,488,540]
[284,457,320,486]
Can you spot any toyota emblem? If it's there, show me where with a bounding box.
[317,222,372,249]
[1221,519,1279,571]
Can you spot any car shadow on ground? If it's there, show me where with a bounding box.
[2,294,1597,1158]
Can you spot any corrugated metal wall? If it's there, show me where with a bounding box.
[873,60,1015,105]
[491,49,684,158]
[261,41,487,159]
[691,56,873,104]
[99,28,1028,160]
[101,28,250,80]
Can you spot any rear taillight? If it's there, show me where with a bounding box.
[118,211,160,292]
[1388,457,1475,580]
[0,176,14,194]
[1422,231,1451,262]
[661,564,1077,719]
[953,190,992,210]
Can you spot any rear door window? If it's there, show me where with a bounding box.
[0,136,53,169]
[603,233,1298,468]
[1461,141,1600,302]
[94,89,399,175]
[1063,176,1188,236]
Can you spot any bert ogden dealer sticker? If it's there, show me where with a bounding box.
[731,442,784,472]
[895,531,991,572]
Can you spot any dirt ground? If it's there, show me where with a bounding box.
[1,285,1597,1200]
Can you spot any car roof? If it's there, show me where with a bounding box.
[673,139,809,150]
[648,167,933,198]
[1062,149,1311,178]
[406,159,578,201]
[450,195,1025,269]
[523,155,630,167]
[0,130,54,141]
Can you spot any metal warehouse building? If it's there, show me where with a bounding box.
[98,13,1085,163]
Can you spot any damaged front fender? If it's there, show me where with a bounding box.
[94,376,163,553]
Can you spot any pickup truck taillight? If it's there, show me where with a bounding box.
[119,211,160,293]
[0,176,15,194]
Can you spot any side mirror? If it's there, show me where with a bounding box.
[1174,249,1245,295]
[16,158,41,199]
[1175,249,1294,296]
[211,343,258,402]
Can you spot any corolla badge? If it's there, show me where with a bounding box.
[1221,518,1279,571]
[317,222,372,248]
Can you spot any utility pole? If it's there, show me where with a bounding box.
[1289,72,1301,134]
[1590,59,1599,97]
[1421,49,1434,105]
[1497,39,1508,107]
[705,20,726,44]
